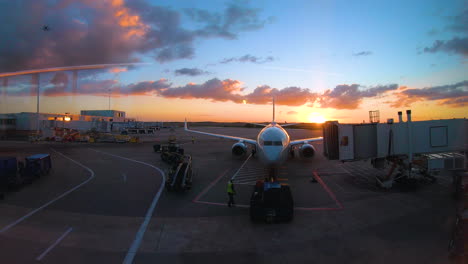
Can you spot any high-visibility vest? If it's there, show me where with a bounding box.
[227,182,235,194]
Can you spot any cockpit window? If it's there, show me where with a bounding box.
[273,141,283,146]
[263,141,282,146]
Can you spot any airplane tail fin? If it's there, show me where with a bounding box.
[272,97,275,123]
[184,118,188,130]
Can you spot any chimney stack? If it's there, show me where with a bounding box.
[398,111,403,123]
[406,110,412,122]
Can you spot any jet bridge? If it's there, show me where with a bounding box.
[323,110,467,188]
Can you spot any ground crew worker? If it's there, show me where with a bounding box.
[227,180,236,207]
[191,136,195,144]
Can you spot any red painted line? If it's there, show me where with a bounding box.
[313,171,344,209]
[192,169,229,202]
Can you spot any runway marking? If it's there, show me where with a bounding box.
[192,169,229,202]
[90,149,165,264]
[326,174,375,195]
[193,166,343,211]
[195,172,342,211]
[36,227,73,261]
[234,175,260,180]
[337,165,381,194]
[0,149,95,234]
[195,200,249,208]
[230,153,253,181]
[313,171,344,209]
[195,201,339,211]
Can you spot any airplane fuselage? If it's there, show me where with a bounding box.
[255,123,291,167]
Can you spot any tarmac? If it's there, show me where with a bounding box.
[0,127,458,264]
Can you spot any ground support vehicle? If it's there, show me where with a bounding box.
[250,181,294,223]
[165,155,193,192]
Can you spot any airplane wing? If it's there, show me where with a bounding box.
[289,137,323,146]
[184,120,257,145]
[248,123,268,127]
[280,123,299,127]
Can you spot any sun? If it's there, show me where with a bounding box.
[308,113,326,123]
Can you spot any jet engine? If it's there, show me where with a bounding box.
[232,142,247,156]
[299,143,316,158]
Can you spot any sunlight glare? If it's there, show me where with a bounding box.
[308,112,326,123]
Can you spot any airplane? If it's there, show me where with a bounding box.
[184,98,323,171]
[42,25,50,31]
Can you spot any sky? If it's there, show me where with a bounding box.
[0,0,466,122]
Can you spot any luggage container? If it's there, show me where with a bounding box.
[22,154,52,183]
[0,157,18,190]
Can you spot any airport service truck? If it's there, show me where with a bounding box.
[250,181,294,223]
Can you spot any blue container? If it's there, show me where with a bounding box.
[0,157,17,189]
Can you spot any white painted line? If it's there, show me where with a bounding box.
[234,175,260,180]
[0,149,95,234]
[90,149,165,264]
[234,182,256,185]
[230,153,253,181]
[36,227,73,261]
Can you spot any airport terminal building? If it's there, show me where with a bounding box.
[0,110,136,138]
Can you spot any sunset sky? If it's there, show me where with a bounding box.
[0,0,466,123]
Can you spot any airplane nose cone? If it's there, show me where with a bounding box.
[263,147,282,163]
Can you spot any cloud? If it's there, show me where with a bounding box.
[427,28,439,35]
[159,78,243,102]
[423,38,468,56]
[287,111,298,115]
[77,79,119,96]
[0,0,271,72]
[123,79,172,95]
[423,10,468,56]
[43,72,69,96]
[389,81,468,108]
[39,75,171,97]
[353,51,373,56]
[448,9,468,33]
[109,67,128,73]
[220,54,274,64]
[184,3,273,39]
[30,75,317,106]
[174,68,210,76]
[157,81,316,106]
[244,85,317,106]
[11,72,416,111]
[318,84,398,109]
